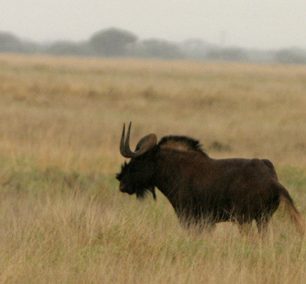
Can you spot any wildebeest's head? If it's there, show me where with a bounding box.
[116,122,157,199]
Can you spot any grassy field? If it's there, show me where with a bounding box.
[0,53,306,283]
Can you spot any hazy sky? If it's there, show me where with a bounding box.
[1,0,305,49]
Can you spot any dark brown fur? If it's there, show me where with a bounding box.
[117,136,305,235]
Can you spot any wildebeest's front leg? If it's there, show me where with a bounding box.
[178,213,217,234]
[256,215,271,236]
[238,221,253,235]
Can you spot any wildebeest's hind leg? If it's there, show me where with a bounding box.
[204,222,216,234]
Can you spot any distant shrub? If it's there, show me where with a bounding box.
[89,27,138,57]
[274,49,306,64]
[0,31,24,52]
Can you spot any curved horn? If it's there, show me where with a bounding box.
[124,122,133,156]
[119,123,126,156]
[133,133,157,156]
[119,122,157,158]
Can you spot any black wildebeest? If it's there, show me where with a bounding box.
[116,122,305,235]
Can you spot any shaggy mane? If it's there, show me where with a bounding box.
[158,135,207,155]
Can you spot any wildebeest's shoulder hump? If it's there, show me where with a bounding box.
[158,135,207,154]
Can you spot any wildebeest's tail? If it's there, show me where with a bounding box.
[279,184,305,236]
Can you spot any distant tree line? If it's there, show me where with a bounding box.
[1,27,306,64]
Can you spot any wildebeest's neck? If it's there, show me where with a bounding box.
[153,149,210,213]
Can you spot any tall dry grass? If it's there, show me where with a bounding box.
[0,53,306,283]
